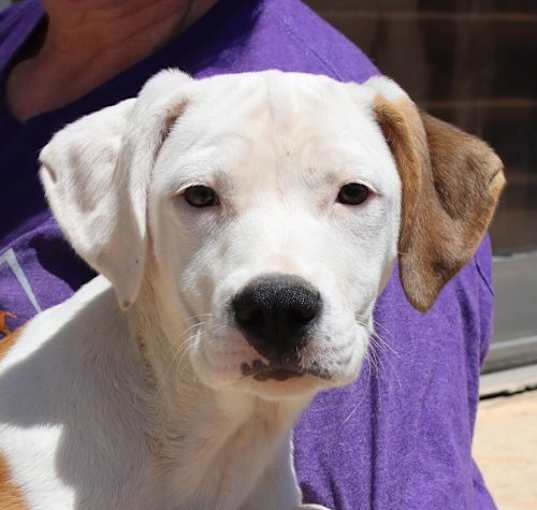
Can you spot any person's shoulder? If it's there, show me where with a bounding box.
[263,0,378,82]
[0,1,21,26]
[0,1,22,33]
[202,0,378,83]
[0,0,42,84]
[0,0,40,32]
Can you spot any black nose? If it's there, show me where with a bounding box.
[232,273,322,362]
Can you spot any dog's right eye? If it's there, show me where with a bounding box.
[183,185,219,208]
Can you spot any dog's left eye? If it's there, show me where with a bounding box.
[337,183,370,206]
[183,185,219,208]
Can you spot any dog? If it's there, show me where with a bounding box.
[0,70,504,510]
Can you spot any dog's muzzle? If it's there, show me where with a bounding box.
[231,273,323,380]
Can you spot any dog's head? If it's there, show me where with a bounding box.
[39,70,504,400]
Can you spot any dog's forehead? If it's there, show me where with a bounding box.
[156,71,394,190]
[192,71,363,132]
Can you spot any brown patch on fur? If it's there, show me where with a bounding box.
[373,95,505,311]
[0,311,16,337]
[0,326,29,507]
[0,325,24,361]
[0,452,29,509]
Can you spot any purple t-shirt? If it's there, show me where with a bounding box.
[0,1,497,508]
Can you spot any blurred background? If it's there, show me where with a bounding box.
[1,0,536,374]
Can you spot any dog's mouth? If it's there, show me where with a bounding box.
[240,359,332,382]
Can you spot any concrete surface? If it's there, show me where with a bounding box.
[473,389,537,510]
[485,253,537,373]
[480,364,537,398]
[493,252,537,344]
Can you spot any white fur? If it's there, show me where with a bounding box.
[0,70,402,509]
[362,75,408,102]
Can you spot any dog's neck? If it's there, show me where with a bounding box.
[126,273,307,507]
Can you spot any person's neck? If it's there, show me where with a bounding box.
[6,0,217,120]
[42,0,199,73]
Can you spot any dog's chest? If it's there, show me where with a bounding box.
[157,398,295,510]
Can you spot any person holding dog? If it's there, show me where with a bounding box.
[0,0,499,508]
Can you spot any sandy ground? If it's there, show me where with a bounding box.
[473,390,537,510]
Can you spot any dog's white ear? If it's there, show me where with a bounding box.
[362,76,505,311]
[40,69,192,309]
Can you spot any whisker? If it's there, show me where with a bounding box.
[368,329,402,391]
[156,315,218,389]
[342,359,372,424]
[352,314,402,393]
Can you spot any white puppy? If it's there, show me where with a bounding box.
[0,70,504,510]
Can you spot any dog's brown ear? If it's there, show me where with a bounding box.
[366,77,505,311]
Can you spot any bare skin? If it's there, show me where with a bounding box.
[5,0,218,121]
